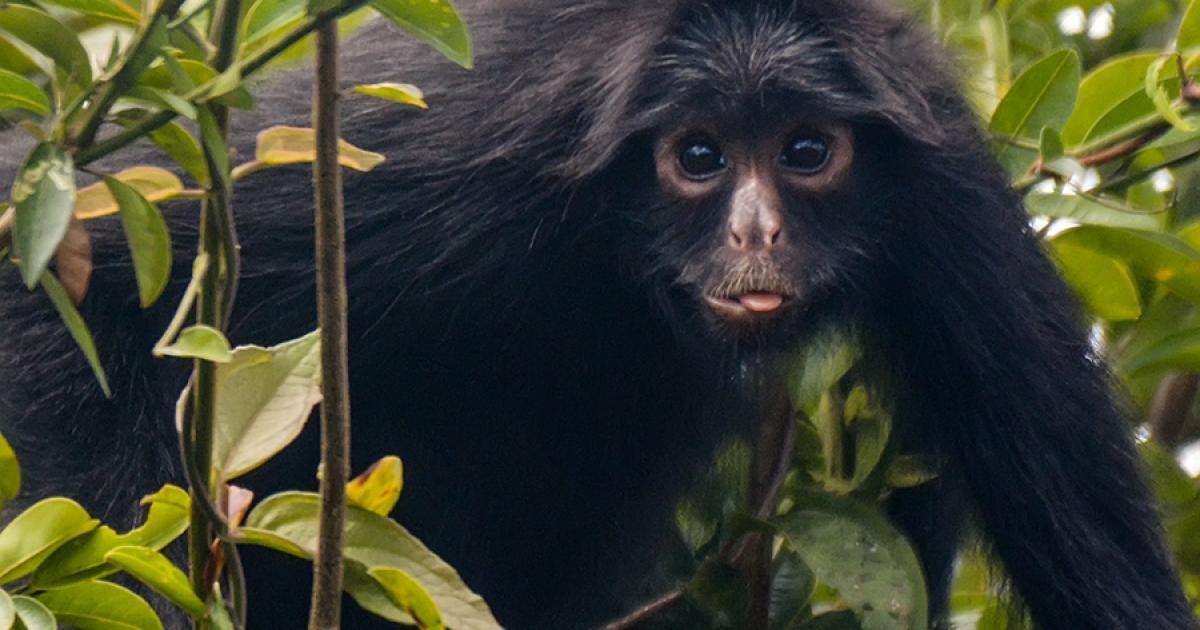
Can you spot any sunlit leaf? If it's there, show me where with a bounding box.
[0,498,97,584]
[347,456,404,516]
[1145,56,1194,132]
[104,546,205,617]
[36,580,162,630]
[75,167,184,220]
[368,567,445,630]
[353,82,428,109]
[138,59,253,109]
[1053,226,1200,303]
[37,0,140,24]
[0,432,18,509]
[1051,241,1142,321]
[156,325,233,363]
[100,176,173,307]
[12,143,76,288]
[33,485,190,588]
[369,0,472,68]
[254,125,385,171]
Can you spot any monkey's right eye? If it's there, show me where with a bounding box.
[678,142,727,179]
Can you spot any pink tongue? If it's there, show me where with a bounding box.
[737,292,784,312]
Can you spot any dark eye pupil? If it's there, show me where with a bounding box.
[782,137,830,172]
[679,143,726,178]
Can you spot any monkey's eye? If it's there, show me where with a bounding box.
[781,136,830,173]
[678,141,727,179]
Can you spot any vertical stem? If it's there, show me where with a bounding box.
[189,0,242,612]
[743,390,795,628]
[308,20,350,630]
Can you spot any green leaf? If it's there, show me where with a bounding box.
[34,485,190,589]
[0,37,38,76]
[0,5,92,88]
[37,0,140,24]
[989,48,1080,175]
[1051,242,1142,321]
[125,86,197,120]
[0,590,15,630]
[1061,53,1159,147]
[12,143,76,288]
[12,595,56,630]
[1124,327,1200,375]
[242,0,305,46]
[156,325,233,363]
[1145,56,1193,133]
[0,498,97,584]
[0,68,49,115]
[114,111,208,185]
[1025,191,1163,231]
[242,492,500,629]
[353,82,428,109]
[104,546,205,617]
[370,0,473,69]
[347,456,404,516]
[1052,226,1200,303]
[768,550,815,630]
[198,106,230,179]
[1179,0,1200,52]
[1038,126,1063,161]
[41,273,111,397]
[137,60,254,110]
[35,580,162,630]
[101,176,172,307]
[202,331,322,479]
[0,431,20,509]
[776,494,927,630]
[368,567,445,630]
[786,332,859,414]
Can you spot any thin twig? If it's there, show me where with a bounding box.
[308,20,350,630]
[74,0,373,166]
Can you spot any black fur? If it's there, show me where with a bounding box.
[1,0,1195,628]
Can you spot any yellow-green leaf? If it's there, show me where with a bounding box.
[0,431,20,508]
[254,125,385,171]
[353,82,428,109]
[347,456,404,516]
[0,68,49,115]
[0,498,97,584]
[368,567,445,630]
[104,546,205,617]
[1051,242,1142,322]
[369,0,472,69]
[76,167,184,220]
[35,580,162,630]
[156,325,233,363]
[12,595,55,630]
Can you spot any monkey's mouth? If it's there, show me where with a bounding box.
[703,290,794,323]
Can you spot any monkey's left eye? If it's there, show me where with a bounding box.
[781,136,830,173]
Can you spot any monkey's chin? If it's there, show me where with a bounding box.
[704,292,792,327]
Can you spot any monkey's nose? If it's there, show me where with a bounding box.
[728,210,782,251]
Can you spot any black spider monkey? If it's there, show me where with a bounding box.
[1,0,1196,628]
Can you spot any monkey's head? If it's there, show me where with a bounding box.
[615,3,909,347]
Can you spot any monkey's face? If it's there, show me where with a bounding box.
[646,115,878,341]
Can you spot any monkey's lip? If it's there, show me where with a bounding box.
[704,291,791,321]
